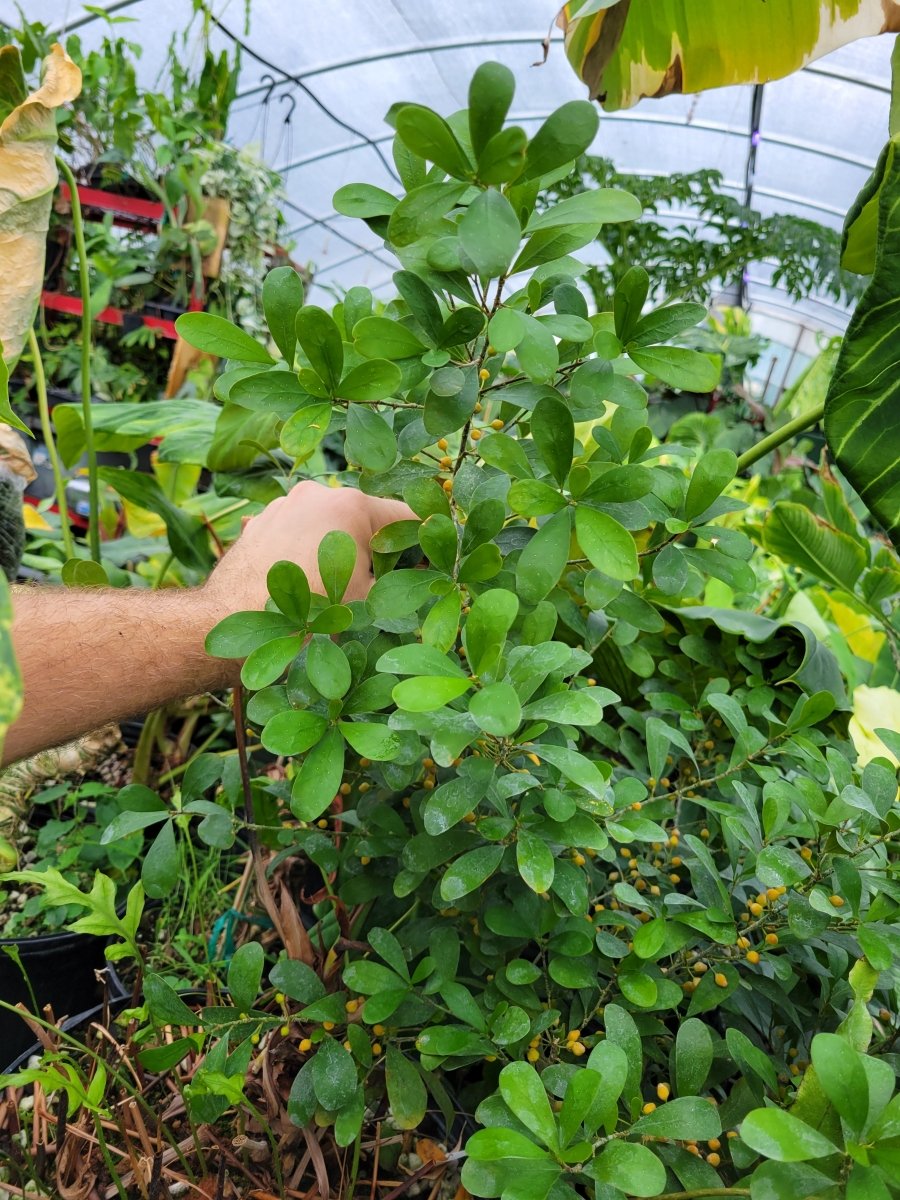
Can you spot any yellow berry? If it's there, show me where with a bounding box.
[442,479,453,493]
[714,972,728,989]
[631,801,642,811]
[479,368,490,381]
[700,828,710,839]
[800,846,813,861]
[491,419,504,430]
[527,1048,540,1062]
[317,819,328,829]
[280,1024,290,1037]
[746,950,761,964]
[656,1082,670,1101]
[323,1021,335,1031]
[359,781,371,793]
[726,1130,738,1140]
[360,855,371,865]
[345,999,359,1014]
[642,1102,657,1115]
[251,1033,260,1045]
[692,961,708,975]
[686,1144,701,1156]
[671,856,682,867]
[573,852,586,867]
[339,782,351,795]
[470,428,483,441]
[737,936,750,949]
[437,438,449,451]
[749,902,764,917]
[670,873,681,884]
[766,888,780,902]
[829,894,845,908]
[765,933,779,946]
[343,1040,352,1051]
[440,455,453,469]
[707,1152,721,1167]
[275,993,285,1005]
[299,1038,312,1052]
[474,401,482,413]
[566,1029,582,1042]
[372,1042,383,1055]
[708,1138,721,1151]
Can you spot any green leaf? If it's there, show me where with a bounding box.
[463,587,519,676]
[517,829,555,893]
[343,960,406,994]
[306,636,352,700]
[508,479,567,518]
[267,560,311,625]
[603,1005,642,1105]
[230,370,318,419]
[339,720,401,761]
[632,1097,721,1141]
[614,267,649,342]
[0,356,28,433]
[333,183,398,218]
[740,1108,839,1162]
[263,266,305,365]
[393,676,472,712]
[345,404,397,471]
[468,61,515,158]
[516,314,559,382]
[175,312,274,365]
[270,959,326,1004]
[498,1062,559,1151]
[338,359,402,402]
[762,502,867,591]
[291,727,345,821]
[142,820,178,900]
[528,188,641,231]
[629,301,708,347]
[684,448,738,520]
[674,1019,713,1097]
[533,744,611,807]
[240,635,302,690]
[395,104,473,179]
[96,468,213,572]
[489,307,527,352]
[419,512,459,574]
[588,1141,666,1198]
[227,942,264,1015]
[521,688,610,725]
[313,1037,358,1111]
[478,126,528,185]
[826,135,900,542]
[469,682,522,737]
[725,1028,779,1096]
[205,610,298,658]
[318,529,357,604]
[422,588,462,652]
[811,1032,870,1131]
[376,643,467,678]
[424,762,495,835]
[466,1128,551,1161]
[632,916,666,960]
[367,569,442,618]
[531,395,573,487]
[261,711,328,756]
[458,189,521,278]
[145,973,198,1027]
[575,506,638,581]
[296,306,343,392]
[522,101,599,181]
[385,1046,428,1129]
[280,401,332,460]
[516,510,572,604]
[440,844,505,901]
[629,345,721,393]
[388,180,469,247]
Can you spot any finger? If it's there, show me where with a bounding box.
[365,496,418,533]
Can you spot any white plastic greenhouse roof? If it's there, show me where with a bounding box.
[6,0,896,387]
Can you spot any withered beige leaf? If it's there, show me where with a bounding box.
[0,43,82,364]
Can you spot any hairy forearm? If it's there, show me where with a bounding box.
[4,584,236,765]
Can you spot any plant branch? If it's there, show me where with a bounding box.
[26,328,74,559]
[736,401,825,473]
[57,157,100,563]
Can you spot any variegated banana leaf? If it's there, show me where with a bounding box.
[561,0,900,108]
[823,129,900,545]
[0,43,81,365]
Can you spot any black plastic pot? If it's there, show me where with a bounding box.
[0,928,124,1071]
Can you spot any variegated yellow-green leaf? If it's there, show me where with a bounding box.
[824,132,900,545]
[0,44,81,366]
[561,0,899,109]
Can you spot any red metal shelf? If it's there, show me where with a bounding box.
[59,181,164,229]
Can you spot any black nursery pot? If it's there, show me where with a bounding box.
[0,927,125,1071]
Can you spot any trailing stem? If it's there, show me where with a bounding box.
[56,157,100,563]
[736,401,825,473]
[26,328,74,559]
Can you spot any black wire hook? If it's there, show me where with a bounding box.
[260,73,278,106]
[280,93,297,123]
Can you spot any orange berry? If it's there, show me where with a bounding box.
[829,894,845,908]
[490,419,504,430]
[708,1138,721,1151]
[714,972,728,988]
[707,1152,721,1167]
[470,428,483,441]
[437,438,449,451]
[746,950,761,964]
[570,1042,586,1056]
[765,933,779,946]
[656,1082,670,1101]
[642,1102,656,1115]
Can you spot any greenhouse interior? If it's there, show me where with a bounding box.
[0,1,898,1196]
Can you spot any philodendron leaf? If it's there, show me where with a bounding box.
[825,133,900,545]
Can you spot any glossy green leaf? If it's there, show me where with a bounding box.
[422,588,462,652]
[589,1141,666,1198]
[466,1128,551,1161]
[376,643,467,678]
[528,188,641,231]
[516,510,572,604]
[175,312,274,365]
[345,404,397,471]
[338,359,402,402]
[261,711,328,756]
[313,1036,358,1111]
[469,682,522,737]
[141,819,178,900]
[205,610,298,659]
[458,188,521,278]
[440,844,505,901]
[478,126,528,185]
[262,266,304,365]
[614,267,649,342]
[531,394,574,487]
[240,635,303,690]
[522,100,599,181]
[741,1108,839,1162]
[575,505,638,581]
[227,942,264,1015]
[498,1062,559,1150]
[674,1018,713,1097]
[295,306,344,392]
[291,727,345,821]
[629,301,707,347]
[395,104,472,179]
[684,447,738,519]
[306,636,352,700]
[533,744,612,807]
[811,1032,869,1131]
[266,560,311,626]
[516,829,555,893]
[632,1096,721,1141]
[385,1046,428,1129]
[463,587,519,677]
[392,675,472,712]
[629,344,721,393]
[280,401,332,460]
[339,720,401,761]
[468,61,515,157]
[96,467,213,572]
[354,315,426,360]
[318,529,358,604]
[333,183,398,218]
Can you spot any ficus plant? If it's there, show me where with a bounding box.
[5,61,900,1200]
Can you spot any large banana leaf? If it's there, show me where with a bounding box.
[0,43,81,365]
[823,130,900,544]
[562,0,898,108]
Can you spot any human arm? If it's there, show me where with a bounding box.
[3,482,412,765]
